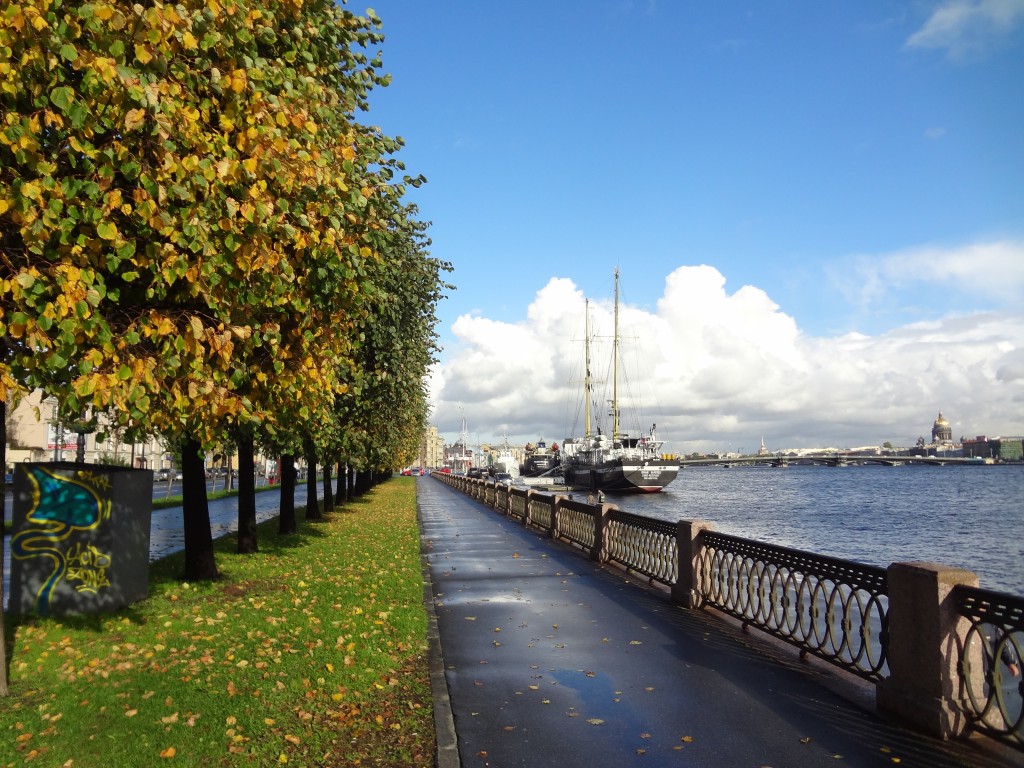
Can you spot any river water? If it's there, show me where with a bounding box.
[606,463,1024,596]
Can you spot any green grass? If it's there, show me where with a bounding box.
[1,478,434,767]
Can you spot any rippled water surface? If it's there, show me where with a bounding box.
[609,464,1024,595]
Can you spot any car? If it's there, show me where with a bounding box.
[155,468,172,482]
[400,468,412,476]
[493,472,514,484]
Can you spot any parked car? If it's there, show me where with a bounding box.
[155,468,172,482]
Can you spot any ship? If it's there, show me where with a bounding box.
[560,269,680,493]
[520,439,559,477]
[490,439,521,479]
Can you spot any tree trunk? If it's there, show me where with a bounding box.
[278,454,296,535]
[181,436,219,581]
[322,458,334,512]
[236,431,257,554]
[305,442,321,520]
[1,400,9,696]
[336,461,345,505]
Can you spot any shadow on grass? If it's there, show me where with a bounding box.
[2,486,389,655]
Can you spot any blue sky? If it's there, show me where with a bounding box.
[357,0,1024,453]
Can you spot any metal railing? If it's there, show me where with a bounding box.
[954,585,1024,746]
[605,510,677,586]
[555,499,598,551]
[696,531,889,681]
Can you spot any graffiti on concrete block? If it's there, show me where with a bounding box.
[11,465,113,614]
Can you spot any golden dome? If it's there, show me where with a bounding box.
[933,411,949,427]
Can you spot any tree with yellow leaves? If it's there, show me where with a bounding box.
[0,0,421,587]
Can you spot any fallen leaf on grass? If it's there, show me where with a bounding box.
[159,747,176,758]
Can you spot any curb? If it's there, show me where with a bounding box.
[419,501,460,768]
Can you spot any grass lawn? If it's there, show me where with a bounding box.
[1,477,434,767]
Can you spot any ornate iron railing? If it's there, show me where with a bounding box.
[954,585,1024,746]
[604,510,677,586]
[696,531,889,681]
[508,490,528,521]
[555,500,598,551]
[527,495,554,530]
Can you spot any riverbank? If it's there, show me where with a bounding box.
[0,478,434,767]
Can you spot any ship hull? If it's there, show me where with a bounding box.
[520,454,557,477]
[563,458,679,493]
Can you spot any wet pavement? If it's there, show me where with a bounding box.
[418,477,1018,768]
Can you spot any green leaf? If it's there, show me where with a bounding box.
[60,44,78,62]
[96,220,117,240]
[50,86,74,110]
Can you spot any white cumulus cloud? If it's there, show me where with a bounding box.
[428,263,1024,454]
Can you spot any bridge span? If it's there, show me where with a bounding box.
[678,454,988,468]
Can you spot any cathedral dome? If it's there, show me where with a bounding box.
[931,411,952,443]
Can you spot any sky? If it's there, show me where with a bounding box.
[355,0,1024,454]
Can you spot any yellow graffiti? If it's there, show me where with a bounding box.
[65,542,113,593]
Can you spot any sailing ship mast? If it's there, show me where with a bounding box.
[612,267,621,441]
[584,298,592,439]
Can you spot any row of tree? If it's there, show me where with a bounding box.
[0,1,450,694]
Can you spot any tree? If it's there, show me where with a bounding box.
[2,1,411,579]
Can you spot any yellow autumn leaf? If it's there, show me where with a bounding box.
[135,44,152,64]
[182,31,197,49]
[124,109,146,131]
[159,747,176,758]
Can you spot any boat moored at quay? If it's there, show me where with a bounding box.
[561,429,680,493]
[560,269,679,493]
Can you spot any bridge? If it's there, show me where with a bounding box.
[678,454,988,468]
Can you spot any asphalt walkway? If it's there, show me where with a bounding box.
[418,476,1017,768]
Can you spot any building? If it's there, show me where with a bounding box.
[418,424,445,470]
[5,390,170,471]
[962,435,1024,462]
[931,412,953,445]
[4,389,272,476]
